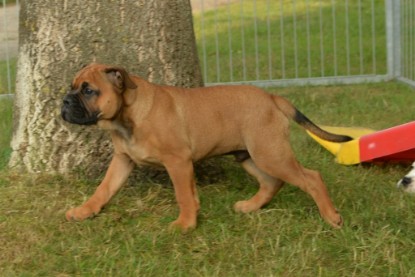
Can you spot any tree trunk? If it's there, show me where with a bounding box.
[10,0,203,177]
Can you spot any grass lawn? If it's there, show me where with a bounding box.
[1,82,415,276]
[0,97,13,170]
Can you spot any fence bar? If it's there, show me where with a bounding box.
[306,0,311,78]
[227,0,233,82]
[358,0,363,74]
[206,75,391,88]
[331,0,338,76]
[398,77,415,87]
[292,0,298,78]
[0,94,14,99]
[253,0,259,80]
[214,0,221,82]
[319,0,325,76]
[266,0,272,80]
[371,0,377,74]
[395,0,402,79]
[2,0,12,94]
[345,0,351,75]
[240,0,247,81]
[279,0,285,79]
[411,0,414,80]
[200,0,208,83]
[408,0,411,77]
[386,0,401,79]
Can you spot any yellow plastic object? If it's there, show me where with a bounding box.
[306,126,376,165]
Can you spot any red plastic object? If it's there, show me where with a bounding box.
[359,121,415,163]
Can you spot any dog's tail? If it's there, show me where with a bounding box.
[272,95,352,143]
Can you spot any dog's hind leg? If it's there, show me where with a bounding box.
[234,158,284,213]
[247,138,343,228]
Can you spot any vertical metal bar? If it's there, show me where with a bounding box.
[404,0,408,78]
[394,0,401,79]
[319,0,325,77]
[411,0,414,80]
[2,0,12,94]
[200,0,208,83]
[412,1,414,79]
[358,0,363,74]
[407,0,411,80]
[292,0,298,78]
[386,0,394,78]
[331,0,338,76]
[279,0,286,79]
[227,0,233,82]
[371,0,377,74]
[266,0,272,80]
[345,0,350,75]
[306,0,311,78]
[214,0,221,82]
[240,0,247,81]
[386,0,401,79]
[253,0,259,80]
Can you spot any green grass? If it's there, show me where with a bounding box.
[0,97,13,170]
[0,58,17,94]
[1,82,415,276]
[193,0,387,83]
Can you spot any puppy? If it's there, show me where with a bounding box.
[62,63,352,232]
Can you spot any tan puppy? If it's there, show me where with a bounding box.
[61,63,351,232]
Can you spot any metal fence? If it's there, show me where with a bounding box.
[0,0,414,94]
[193,0,414,88]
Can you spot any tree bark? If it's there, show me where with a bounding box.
[10,0,203,177]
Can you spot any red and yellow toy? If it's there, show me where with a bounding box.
[307,121,415,165]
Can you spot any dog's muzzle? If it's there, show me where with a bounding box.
[398,176,412,188]
[396,162,415,193]
[61,93,99,125]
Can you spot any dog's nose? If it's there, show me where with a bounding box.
[401,176,412,187]
[63,95,73,106]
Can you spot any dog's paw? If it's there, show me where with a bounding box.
[65,205,98,221]
[324,210,343,229]
[168,218,196,234]
[233,200,260,213]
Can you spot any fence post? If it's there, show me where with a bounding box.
[386,0,401,80]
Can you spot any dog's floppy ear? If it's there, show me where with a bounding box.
[104,66,137,92]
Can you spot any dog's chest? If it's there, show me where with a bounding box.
[112,133,163,167]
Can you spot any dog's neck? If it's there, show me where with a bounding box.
[97,80,155,140]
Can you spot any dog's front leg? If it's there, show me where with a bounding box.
[164,157,199,233]
[66,153,134,221]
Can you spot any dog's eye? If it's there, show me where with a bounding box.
[83,88,94,96]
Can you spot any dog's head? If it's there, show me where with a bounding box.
[397,162,415,193]
[61,63,137,125]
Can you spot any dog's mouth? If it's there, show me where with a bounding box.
[61,94,99,125]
